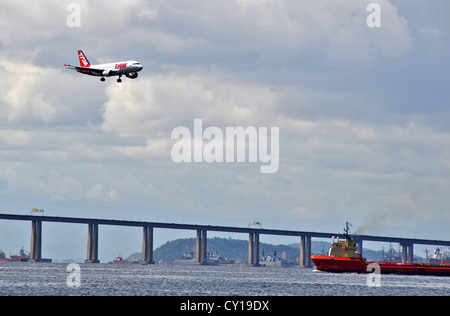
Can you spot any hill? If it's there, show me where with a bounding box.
[127,237,387,263]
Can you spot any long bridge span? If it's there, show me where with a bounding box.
[1,213,449,266]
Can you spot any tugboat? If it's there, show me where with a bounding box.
[311,222,367,273]
[311,222,450,276]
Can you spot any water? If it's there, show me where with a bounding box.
[0,262,449,296]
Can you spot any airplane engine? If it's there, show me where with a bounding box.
[102,70,112,76]
[126,72,138,79]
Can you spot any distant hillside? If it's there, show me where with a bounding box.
[127,237,426,263]
[150,237,313,262]
[128,237,387,263]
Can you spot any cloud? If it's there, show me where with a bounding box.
[366,0,411,58]
[141,0,412,63]
[96,61,450,224]
[0,1,66,47]
[101,67,281,137]
[0,0,412,66]
[0,0,447,241]
[0,56,104,125]
[1,60,447,226]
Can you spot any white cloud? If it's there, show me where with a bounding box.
[1,59,446,226]
[0,57,104,125]
[145,0,412,62]
[96,62,450,224]
[101,68,280,137]
[0,0,447,242]
[0,1,65,46]
[370,0,411,57]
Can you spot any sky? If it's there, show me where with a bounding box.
[0,0,449,261]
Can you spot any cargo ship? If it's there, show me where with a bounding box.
[311,223,450,276]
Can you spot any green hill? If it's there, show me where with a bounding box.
[128,237,332,263]
[127,237,425,263]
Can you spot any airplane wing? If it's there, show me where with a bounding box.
[65,64,105,76]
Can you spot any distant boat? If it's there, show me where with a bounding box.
[113,256,138,264]
[248,221,262,229]
[0,250,10,262]
[205,251,235,265]
[429,247,450,264]
[9,247,30,262]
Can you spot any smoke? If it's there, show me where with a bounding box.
[354,193,425,235]
[354,214,385,235]
[354,209,397,235]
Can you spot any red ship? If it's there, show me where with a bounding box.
[311,223,450,277]
[113,256,138,264]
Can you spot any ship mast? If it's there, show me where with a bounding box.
[344,221,352,237]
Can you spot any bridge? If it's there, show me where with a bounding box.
[1,213,449,266]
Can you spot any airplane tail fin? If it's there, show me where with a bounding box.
[78,50,91,67]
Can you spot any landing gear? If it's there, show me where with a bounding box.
[100,77,105,82]
[117,76,122,83]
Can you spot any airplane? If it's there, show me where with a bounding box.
[65,50,143,82]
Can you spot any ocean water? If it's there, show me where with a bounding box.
[0,262,448,296]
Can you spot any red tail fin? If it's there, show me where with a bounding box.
[78,50,91,67]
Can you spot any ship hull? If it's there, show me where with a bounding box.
[9,256,29,262]
[376,262,450,276]
[311,255,450,276]
[311,255,367,273]
[113,260,138,264]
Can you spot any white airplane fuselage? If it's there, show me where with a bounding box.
[65,50,143,82]
[82,61,143,77]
